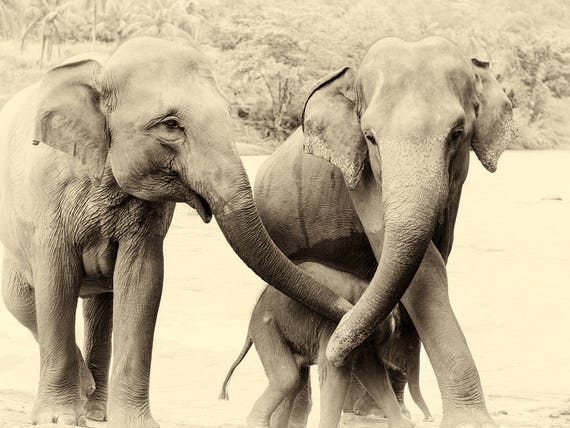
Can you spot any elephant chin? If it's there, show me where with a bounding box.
[187,191,212,223]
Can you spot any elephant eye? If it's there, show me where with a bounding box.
[449,128,464,143]
[162,117,182,130]
[364,132,377,146]
[152,116,185,143]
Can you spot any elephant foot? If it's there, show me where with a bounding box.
[400,403,411,419]
[77,349,95,401]
[439,410,496,428]
[107,407,159,428]
[32,401,87,426]
[85,399,107,421]
[390,415,415,428]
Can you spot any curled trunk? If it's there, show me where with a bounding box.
[205,162,353,323]
[327,146,447,364]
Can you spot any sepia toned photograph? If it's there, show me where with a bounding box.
[0,0,569,427]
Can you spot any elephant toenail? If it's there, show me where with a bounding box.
[87,409,106,421]
[56,414,77,425]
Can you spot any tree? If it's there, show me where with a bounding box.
[20,0,78,68]
[0,0,19,38]
[118,0,201,42]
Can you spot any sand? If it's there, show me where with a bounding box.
[0,151,569,428]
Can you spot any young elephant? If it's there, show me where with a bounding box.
[219,262,413,428]
[344,305,433,422]
[0,37,355,428]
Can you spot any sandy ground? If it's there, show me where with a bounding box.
[0,151,569,428]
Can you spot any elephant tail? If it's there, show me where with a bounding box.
[218,333,253,401]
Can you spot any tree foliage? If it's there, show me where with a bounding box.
[1,0,568,148]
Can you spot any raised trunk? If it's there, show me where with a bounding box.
[206,163,353,322]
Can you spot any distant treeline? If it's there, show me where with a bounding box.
[1,0,569,148]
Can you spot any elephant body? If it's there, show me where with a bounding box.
[0,81,175,425]
[254,36,516,428]
[219,262,414,428]
[0,37,359,428]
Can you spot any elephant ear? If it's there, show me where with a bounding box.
[33,59,109,184]
[302,67,367,190]
[471,58,517,173]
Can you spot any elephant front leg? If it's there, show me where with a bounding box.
[32,253,87,426]
[401,242,495,428]
[107,239,164,428]
[83,292,113,421]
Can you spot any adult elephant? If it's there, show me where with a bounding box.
[0,37,353,427]
[254,36,516,428]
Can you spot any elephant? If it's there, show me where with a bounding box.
[0,37,359,427]
[343,304,433,422]
[219,261,414,428]
[253,36,517,428]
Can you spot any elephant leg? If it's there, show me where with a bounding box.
[2,255,38,340]
[288,366,312,428]
[270,367,309,428]
[28,249,85,425]
[270,397,294,428]
[353,345,413,428]
[342,374,364,414]
[387,365,410,418]
[3,256,95,409]
[407,340,433,422]
[353,391,383,417]
[401,242,493,428]
[247,326,300,428]
[83,291,113,421]
[317,341,351,428]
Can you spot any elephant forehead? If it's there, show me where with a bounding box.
[358,37,474,100]
[101,37,214,97]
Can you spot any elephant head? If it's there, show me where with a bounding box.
[32,37,351,322]
[302,37,517,362]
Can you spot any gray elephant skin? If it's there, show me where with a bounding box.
[343,303,432,423]
[0,37,357,428]
[254,36,517,428]
[220,261,428,428]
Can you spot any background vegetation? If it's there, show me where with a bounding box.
[1,0,569,149]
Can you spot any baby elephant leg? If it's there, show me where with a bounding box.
[353,345,414,428]
[247,324,301,428]
[287,366,312,428]
[317,341,351,428]
[387,365,411,418]
[270,366,310,428]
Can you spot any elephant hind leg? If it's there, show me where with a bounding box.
[2,255,38,339]
[83,292,113,421]
[2,254,93,421]
[247,325,301,428]
[287,366,312,428]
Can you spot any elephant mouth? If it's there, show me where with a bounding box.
[188,191,212,223]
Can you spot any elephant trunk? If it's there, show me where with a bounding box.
[327,141,447,364]
[204,160,352,322]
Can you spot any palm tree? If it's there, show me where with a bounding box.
[84,0,108,45]
[120,0,203,43]
[0,0,19,38]
[20,0,76,68]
